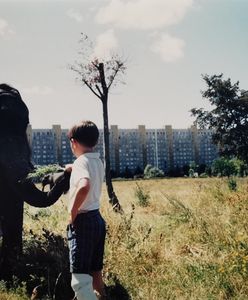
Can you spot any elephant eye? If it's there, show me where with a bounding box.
[0,105,7,110]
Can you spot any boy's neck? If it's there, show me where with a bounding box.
[77,148,94,157]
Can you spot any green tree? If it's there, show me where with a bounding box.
[71,34,125,212]
[238,160,248,177]
[211,157,239,177]
[191,74,248,162]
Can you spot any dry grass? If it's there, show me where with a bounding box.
[1,178,248,299]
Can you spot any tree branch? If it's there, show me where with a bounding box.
[95,84,103,98]
[108,66,120,89]
[83,79,102,100]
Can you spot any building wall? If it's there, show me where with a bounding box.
[198,129,219,165]
[61,129,74,165]
[94,130,104,160]
[118,129,144,174]
[27,125,219,172]
[32,129,57,165]
[172,129,195,169]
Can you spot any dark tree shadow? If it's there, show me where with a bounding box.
[2,228,132,300]
[54,273,132,300]
[106,280,131,300]
[8,228,74,299]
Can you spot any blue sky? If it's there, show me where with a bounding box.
[0,0,247,129]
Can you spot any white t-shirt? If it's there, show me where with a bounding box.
[68,152,104,212]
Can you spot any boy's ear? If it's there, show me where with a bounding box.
[70,138,76,149]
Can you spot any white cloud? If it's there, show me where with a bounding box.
[21,86,53,96]
[151,33,185,62]
[66,8,83,23]
[92,29,118,60]
[96,0,194,30]
[0,18,15,38]
[95,0,194,63]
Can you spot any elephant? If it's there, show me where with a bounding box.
[0,84,71,280]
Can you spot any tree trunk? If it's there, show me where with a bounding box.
[102,98,122,212]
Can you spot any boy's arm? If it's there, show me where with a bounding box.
[69,178,90,224]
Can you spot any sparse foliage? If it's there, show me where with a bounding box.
[71,34,126,99]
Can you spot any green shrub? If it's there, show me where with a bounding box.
[0,279,29,300]
[134,183,150,207]
[189,169,194,178]
[144,164,164,179]
[228,177,237,191]
[199,173,208,178]
[28,164,63,183]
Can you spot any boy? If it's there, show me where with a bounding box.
[67,121,106,300]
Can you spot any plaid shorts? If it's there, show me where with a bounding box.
[67,210,106,274]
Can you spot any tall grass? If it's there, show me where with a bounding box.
[1,178,248,299]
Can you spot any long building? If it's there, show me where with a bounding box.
[26,125,218,174]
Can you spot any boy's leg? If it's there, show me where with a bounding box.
[92,214,107,299]
[67,220,96,300]
[71,273,97,300]
[91,271,106,298]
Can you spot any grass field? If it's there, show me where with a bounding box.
[1,178,248,300]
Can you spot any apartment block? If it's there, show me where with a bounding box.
[27,125,219,173]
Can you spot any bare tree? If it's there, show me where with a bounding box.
[70,34,126,212]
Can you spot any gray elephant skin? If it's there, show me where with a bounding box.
[0,84,70,280]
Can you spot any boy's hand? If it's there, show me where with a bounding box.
[65,164,73,173]
[68,215,73,225]
[68,179,90,224]
[69,208,78,225]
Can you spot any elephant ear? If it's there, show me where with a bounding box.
[0,85,33,183]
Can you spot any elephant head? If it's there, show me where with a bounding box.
[0,84,33,183]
